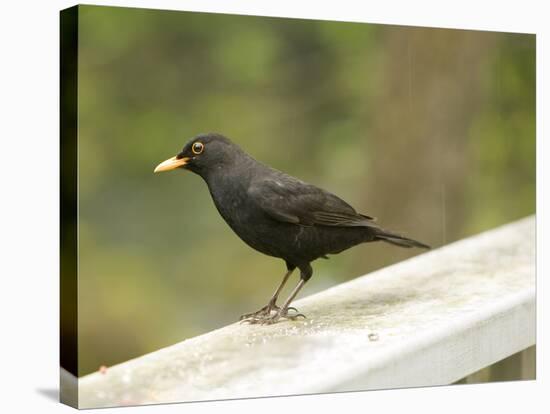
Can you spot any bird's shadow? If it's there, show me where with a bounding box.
[36,388,58,402]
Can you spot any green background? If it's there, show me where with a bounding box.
[75,5,535,376]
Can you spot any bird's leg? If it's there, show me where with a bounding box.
[246,279,307,325]
[248,263,312,324]
[239,268,294,321]
[274,279,307,321]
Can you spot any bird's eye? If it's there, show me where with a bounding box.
[192,142,204,155]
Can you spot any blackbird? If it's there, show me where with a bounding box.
[154,133,429,324]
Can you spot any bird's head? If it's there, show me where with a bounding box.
[154,133,242,177]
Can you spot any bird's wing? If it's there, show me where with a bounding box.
[247,176,378,228]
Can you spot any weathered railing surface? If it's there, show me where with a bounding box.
[77,216,535,409]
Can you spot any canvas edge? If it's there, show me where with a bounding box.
[60,4,79,409]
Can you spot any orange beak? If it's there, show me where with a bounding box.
[154,156,190,173]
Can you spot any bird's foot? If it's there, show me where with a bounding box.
[242,306,306,325]
[239,302,278,321]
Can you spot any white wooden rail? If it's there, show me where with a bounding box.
[74,216,535,409]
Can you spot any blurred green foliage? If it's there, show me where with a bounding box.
[75,5,535,376]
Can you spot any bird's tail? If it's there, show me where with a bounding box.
[374,228,430,249]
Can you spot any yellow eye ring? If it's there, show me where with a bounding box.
[192,142,204,155]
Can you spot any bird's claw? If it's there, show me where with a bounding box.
[239,303,279,321]
[241,307,306,325]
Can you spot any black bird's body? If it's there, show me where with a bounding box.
[206,155,373,266]
[155,133,429,324]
